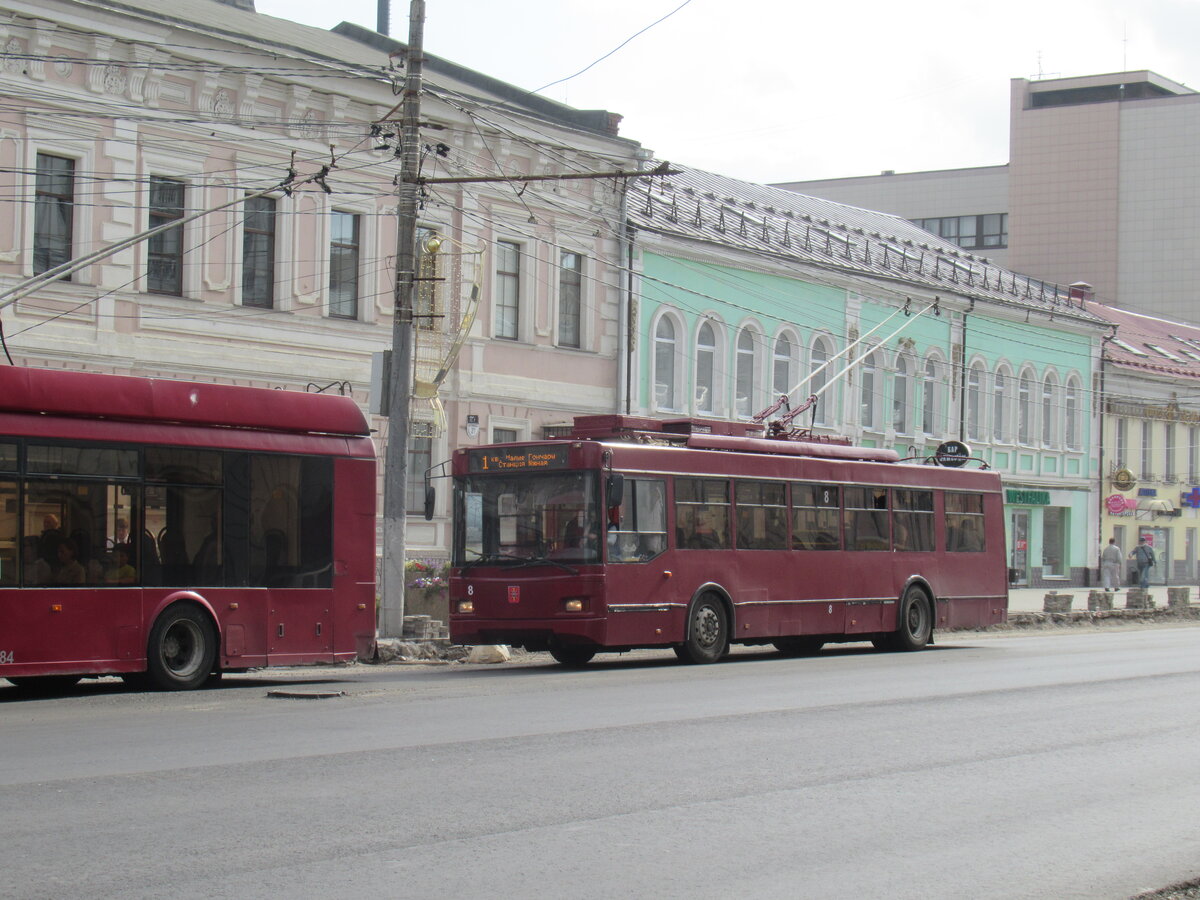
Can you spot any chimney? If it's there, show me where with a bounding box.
[1067,281,1094,306]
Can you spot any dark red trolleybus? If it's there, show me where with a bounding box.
[449,415,1007,665]
[0,367,377,690]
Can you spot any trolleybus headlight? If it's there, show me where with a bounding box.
[562,597,586,613]
[456,599,474,614]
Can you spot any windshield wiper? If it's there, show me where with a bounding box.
[459,552,578,575]
[523,555,579,575]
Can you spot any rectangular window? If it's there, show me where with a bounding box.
[1165,424,1177,482]
[945,492,986,552]
[405,436,432,514]
[1116,417,1128,468]
[609,478,667,562]
[1190,427,1199,483]
[492,428,519,444]
[843,486,889,551]
[1041,506,1066,576]
[495,240,520,340]
[734,481,787,550]
[914,213,1007,250]
[329,211,360,319]
[34,153,75,276]
[893,489,934,552]
[675,478,729,550]
[148,177,185,295]
[791,483,840,550]
[23,481,136,587]
[242,195,277,308]
[558,250,582,348]
[1141,420,1153,480]
[246,455,332,588]
[0,480,14,586]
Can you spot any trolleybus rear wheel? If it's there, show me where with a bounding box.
[876,586,932,652]
[147,604,217,691]
[675,594,727,664]
[549,646,596,667]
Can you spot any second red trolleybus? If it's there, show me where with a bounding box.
[0,367,376,691]
[449,415,1007,665]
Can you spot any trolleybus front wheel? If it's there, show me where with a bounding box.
[147,604,217,690]
[875,585,932,652]
[674,594,728,664]
[549,645,596,667]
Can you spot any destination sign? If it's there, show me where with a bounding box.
[467,445,570,473]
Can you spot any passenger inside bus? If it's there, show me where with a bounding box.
[54,539,85,585]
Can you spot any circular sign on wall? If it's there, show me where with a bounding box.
[1111,468,1137,491]
[1105,493,1128,514]
[934,440,971,467]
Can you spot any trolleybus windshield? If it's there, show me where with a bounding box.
[455,470,600,567]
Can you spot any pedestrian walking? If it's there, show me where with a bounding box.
[1100,537,1123,591]
[1130,536,1156,589]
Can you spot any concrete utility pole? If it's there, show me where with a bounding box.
[379,0,425,638]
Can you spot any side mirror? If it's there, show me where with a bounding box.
[423,484,435,521]
[606,472,625,509]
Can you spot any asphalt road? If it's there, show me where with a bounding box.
[3,625,1200,899]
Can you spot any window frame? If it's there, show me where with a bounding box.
[494,239,521,341]
[241,194,278,309]
[328,210,361,320]
[34,152,76,278]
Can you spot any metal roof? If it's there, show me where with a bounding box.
[629,165,1107,323]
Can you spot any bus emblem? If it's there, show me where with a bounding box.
[508,586,520,604]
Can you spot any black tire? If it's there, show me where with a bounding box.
[675,594,728,664]
[773,637,825,657]
[6,675,81,693]
[549,646,596,667]
[147,605,217,691]
[883,586,933,652]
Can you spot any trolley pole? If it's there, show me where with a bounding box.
[380,0,425,638]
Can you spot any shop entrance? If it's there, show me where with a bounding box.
[1009,509,1030,586]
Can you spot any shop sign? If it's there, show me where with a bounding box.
[1137,488,1158,497]
[1006,489,1050,505]
[1111,468,1136,491]
[1105,494,1131,514]
[1182,487,1200,508]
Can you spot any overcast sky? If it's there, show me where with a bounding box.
[253,0,1199,184]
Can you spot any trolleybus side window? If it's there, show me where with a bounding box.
[0,479,14,588]
[893,489,935,552]
[23,443,139,587]
[735,481,788,550]
[791,483,840,550]
[609,478,666,562]
[676,478,730,550]
[945,492,986,552]
[844,486,889,551]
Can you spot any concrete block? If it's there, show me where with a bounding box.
[1126,588,1155,609]
[1043,591,1073,613]
[1168,587,1191,609]
[1087,590,1114,612]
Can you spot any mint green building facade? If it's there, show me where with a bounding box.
[629,168,1106,587]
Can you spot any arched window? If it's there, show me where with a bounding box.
[922,357,942,435]
[1065,375,1082,450]
[653,316,678,411]
[992,366,1010,442]
[1017,368,1034,444]
[695,322,716,414]
[860,350,878,430]
[1041,372,1059,445]
[892,355,910,435]
[773,334,794,400]
[810,337,831,425]
[967,361,985,442]
[735,328,758,418]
